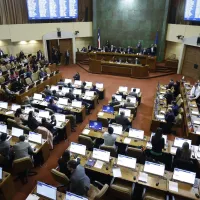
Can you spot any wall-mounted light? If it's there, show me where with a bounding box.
[29,40,37,44]
[19,41,27,44]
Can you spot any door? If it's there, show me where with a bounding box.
[47,40,58,63]
[59,39,73,65]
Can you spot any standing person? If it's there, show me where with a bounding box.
[65,50,70,65]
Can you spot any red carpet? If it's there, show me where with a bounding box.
[12,64,194,200]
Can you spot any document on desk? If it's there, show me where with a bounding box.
[5,111,14,115]
[169,181,178,192]
[82,129,90,135]
[113,168,122,177]
[146,142,152,149]
[26,194,40,200]
[170,147,177,154]
[138,172,148,183]
[98,112,104,116]
[194,120,200,125]
[192,111,199,115]
[124,137,131,144]
[94,160,104,169]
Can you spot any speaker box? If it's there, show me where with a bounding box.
[57,31,61,38]
[197,37,200,45]
[194,64,198,69]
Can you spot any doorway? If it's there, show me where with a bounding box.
[46,39,73,65]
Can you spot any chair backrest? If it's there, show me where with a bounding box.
[177,98,183,107]
[45,68,51,74]
[7,118,19,129]
[1,65,7,72]
[126,147,143,163]
[6,64,12,70]
[0,76,5,84]
[12,157,33,174]
[51,169,70,186]
[176,94,181,102]
[175,114,182,125]
[174,159,195,172]
[25,77,33,85]
[32,72,39,82]
[45,108,54,115]
[78,135,94,150]
[0,154,5,165]
[97,117,108,127]
[94,184,109,200]
[19,124,31,135]
[100,145,117,157]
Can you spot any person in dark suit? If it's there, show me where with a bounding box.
[73,72,80,81]
[124,98,135,108]
[171,101,179,116]
[52,90,60,99]
[44,85,52,96]
[167,79,174,89]
[12,135,33,160]
[39,68,47,79]
[58,150,71,176]
[129,88,138,98]
[115,111,131,130]
[90,85,99,95]
[126,46,133,54]
[67,160,90,196]
[37,50,43,60]
[81,82,86,94]
[65,50,70,65]
[11,77,25,92]
[109,96,120,107]
[150,44,156,56]
[48,99,60,113]
[67,82,73,88]
[135,58,140,64]
[0,133,10,160]
[110,45,115,52]
[136,41,142,53]
[19,50,25,59]
[163,108,175,134]
[164,89,174,105]
[65,89,75,101]
[142,48,148,55]
[41,117,57,135]
[173,81,180,97]
[27,111,40,131]
[150,128,165,155]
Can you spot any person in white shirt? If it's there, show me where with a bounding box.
[190,82,200,100]
[102,127,117,148]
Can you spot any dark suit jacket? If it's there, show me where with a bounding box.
[109,100,120,107]
[27,117,40,131]
[165,112,175,124]
[115,115,130,130]
[164,93,173,105]
[151,136,165,154]
[65,93,75,101]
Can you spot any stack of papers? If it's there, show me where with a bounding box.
[170,147,177,154]
[94,160,104,169]
[5,111,14,115]
[26,194,40,200]
[192,111,199,115]
[124,137,131,144]
[138,172,148,183]
[169,181,178,192]
[113,168,122,177]
[98,112,104,116]
[82,129,90,135]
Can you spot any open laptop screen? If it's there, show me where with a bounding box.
[0,167,2,181]
[11,104,21,111]
[173,137,192,148]
[102,105,114,114]
[119,108,131,117]
[70,142,86,156]
[0,101,8,109]
[89,121,102,131]
[92,148,110,162]
[144,161,165,176]
[117,154,136,169]
[36,181,57,200]
[0,124,7,133]
[29,132,42,144]
[128,128,144,139]
[12,127,24,137]
[109,124,123,135]
[33,93,43,100]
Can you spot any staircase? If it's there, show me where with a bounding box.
[78,59,89,66]
[156,61,178,74]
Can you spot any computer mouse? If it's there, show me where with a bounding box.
[195,193,200,198]
[156,182,159,186]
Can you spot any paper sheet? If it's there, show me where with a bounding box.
[138,172,148,183]
[82,129,90,135]
[124,137,131,144]
[170,147,177,154]
[94,160,104,169]
[26,194,40,200]
[146,142,152,148]
[98,112,104,116]
[169,181,178,192]
[192,111,199,115]
[113,168,122,177]
[5,111,14,115]
[194,120,200,125]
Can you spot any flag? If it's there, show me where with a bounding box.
[154,30,159,45]
[97,28,101,49]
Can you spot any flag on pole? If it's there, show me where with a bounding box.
[154,30,159,45]
[97,28,101,49]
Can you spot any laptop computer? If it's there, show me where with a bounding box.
[117,154,136,169]
[70,142,86,156]
[144,161,165,177]
[89,121,102,131]
[102,105,114,114]
[72,100,82,108]
[66,192,88,200]
[28,132,42,144]
[128,128,144,139]
[12,127,24,137]
[109,124,123,135]
[11,104,21,111]
[92,148,110,163]
[119,108,131,117]
[0,124,7,134]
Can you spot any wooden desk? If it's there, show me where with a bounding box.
[15,73,62,104]
[76,52,89,62]
[0,171,15,200]
[89,59,149,78]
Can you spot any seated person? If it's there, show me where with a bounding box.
[14,108,25,125]
[173,81,180,97]
[171,101,179,116]
[115,111,131,130]
[52,90,60,99]
[102,127,117,148]
[9,69,18,80]
[67,160,90,196]
[129,88,138,98]
[3,84,15,96]
[90,85,99,95]
[124,98,135,108]
[150,128,165,156]
[0,133,10,160]
[44,85,52,96]
[57,79,67,86]
[109,96,120,107]
[58,150,71,176]
[163,108,175,134]
[81,82,86,94]
[65,89,75,101]
[135,58,140,64]
[164,89,174,105]
[41,117,57,135]
[190,82,200,101]
[18,67,25,76]
[27,111,40,131]
[12,135,33,160]
[26,66,33,79]
[167,79,174,89]
[67,82,73,88]
[11,77,25,92]
[73,72,80,81]
[48,98,60,113]
[39,68,47,79]
[23,96,32,106]
[75,95,91,114]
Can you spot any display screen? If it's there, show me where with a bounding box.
[89,121,102,131]
[102,105,114,114]
[26,0,78,20]
[184,0,200,21]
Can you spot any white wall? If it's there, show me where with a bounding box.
[165,41,182,60]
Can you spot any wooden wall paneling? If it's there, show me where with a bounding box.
[59,39,73,65]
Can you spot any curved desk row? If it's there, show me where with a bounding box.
[89,59,149,78]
